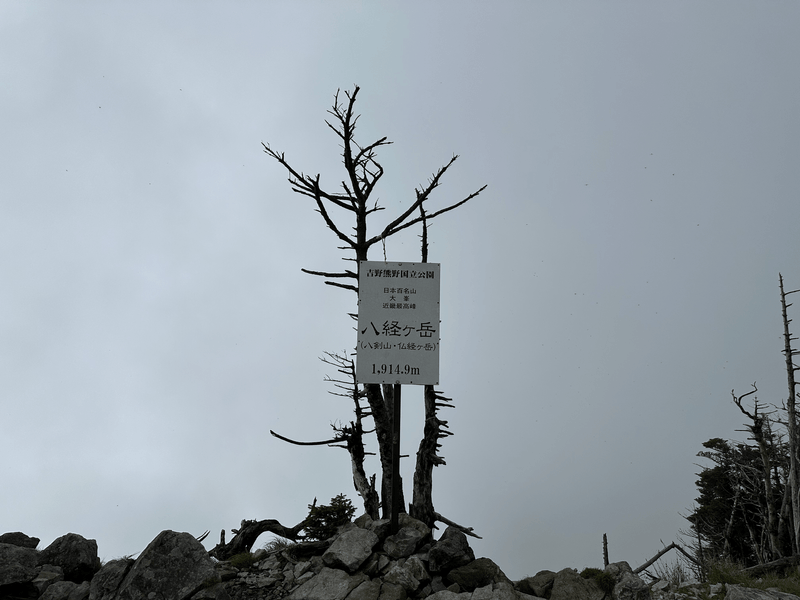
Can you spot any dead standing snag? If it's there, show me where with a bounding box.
[264,86,486,530]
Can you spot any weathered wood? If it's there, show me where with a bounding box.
[209,518,306,560]
[634,542,698,574]
[433,512,482,539]
[743,554,800,577]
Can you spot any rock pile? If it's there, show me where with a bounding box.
[0,514,699,600]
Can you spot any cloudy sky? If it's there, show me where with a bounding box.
[2,1,800,580]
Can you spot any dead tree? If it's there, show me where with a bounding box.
[269,351,381,520]
[733,383,782,560]
[264,86,486,527]
[779,273,800,555]
[209,518,306,560]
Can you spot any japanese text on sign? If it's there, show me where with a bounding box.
[356,261,440,385]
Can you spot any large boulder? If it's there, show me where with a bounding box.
[322,528,379,573]
[549,568,605,600]
[286,566,368,600]
[40,580,79,600]
[347,579,382,600]
[383,527,426,560]
[604,562,650,600]
[38,533,101,583]
[515,570,555,598]
[428,527,475,573]
[89,558,134,600]
[115,531,218,600]
[446,558,510,592]
[32,564,65,595]
[0,532,40,549]
[0,542,40,588]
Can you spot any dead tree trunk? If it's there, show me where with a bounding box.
[263,85,485,521]
[634,542,699,574]
[209,518,306,560]
[779,273,800,555]
[410,385,453,527]
[733,384,782,560]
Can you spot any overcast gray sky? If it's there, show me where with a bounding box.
[2,1,800,580]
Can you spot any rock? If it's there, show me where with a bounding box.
[494,581,525,600]
[69,580,91,600]
[516,570,556,598]
[38,534,101,583]
[286,566,367,600]
[364,519,393,543]
[403,556,429,586]
[0,532,40,549]
[603,562,650,600]
[549,568,605,600]
[425,590,471,600]
[396,514,432,540]
[40,580,78,600]
[378,581,408,600]
[383,527,426,559]
[472,583,495,600]
[428,527,475,573]
[348,579,382,600]
[446,558,510,592]
[116,530,219,600]
[724,585,800,599]
[650,579,669,592]
[33,564,65,595]
[0,542,39,587]
[88,558,134,600]
[384,562,421,593]
[613,572,651,600]
[191,582,231,600]
[322,528,379,573]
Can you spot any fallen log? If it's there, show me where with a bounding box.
[209,518,306,561]
[634,542,698,574]
[743,555,800,577]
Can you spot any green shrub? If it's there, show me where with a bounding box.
[303,494,356,541]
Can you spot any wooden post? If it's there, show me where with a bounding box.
[391,383,402,534]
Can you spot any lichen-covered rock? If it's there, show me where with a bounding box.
[40,580,78,600]
[116,531,218,600]
[724,585,800,600]
[33,564,65,595]
[88,557,134,600]
[384,562,421,593]
[383,527,426,559]
[191,582,232,600]
[600,561,651,600]
[286,566,367,600]
[0,542,39,587]
[515,570,555,598]
[446,558,510,592]
[347,579,382,600]
[38,533,101,583]
[322,528,379,573]
[549,568,604,600]
[427,528,475,573]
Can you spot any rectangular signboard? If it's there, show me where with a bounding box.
[356,261,440,385]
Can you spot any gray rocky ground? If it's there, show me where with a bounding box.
[1,517,795,600]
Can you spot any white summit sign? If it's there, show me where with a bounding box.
[356,261,440,385]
